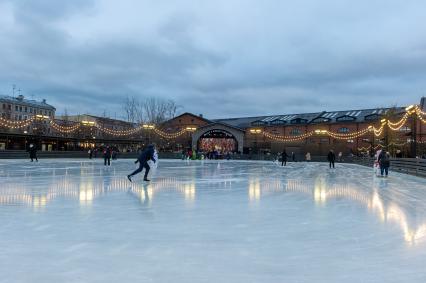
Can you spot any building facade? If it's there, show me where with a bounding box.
[0,95,425,157]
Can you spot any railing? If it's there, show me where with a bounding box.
[1,151,425,178]
[388,158,426,177]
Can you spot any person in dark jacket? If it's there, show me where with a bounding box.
[281,149,289,166]
[103,146,111,166]
[378,150,390,177]
[28,144,38,162]
[327,150,336,169]
[127,144,156,182]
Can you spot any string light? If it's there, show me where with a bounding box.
[0,103,424,141]
[262,131,315,142]
[49,120,81,133]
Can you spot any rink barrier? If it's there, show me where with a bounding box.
[388,158,426,177]
[1,150,425,177]
[351,157,426,178]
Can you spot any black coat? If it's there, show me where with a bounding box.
[378,151,390,167]
[137,146,155,163]
[28,147,37,157]
[281,152,289,161]
[327,152,336,162]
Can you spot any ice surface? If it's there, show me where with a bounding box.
[0,159,426,283]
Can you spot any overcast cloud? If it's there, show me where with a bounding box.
[0,0,425,119]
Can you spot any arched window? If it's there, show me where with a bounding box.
[338,127,350,133]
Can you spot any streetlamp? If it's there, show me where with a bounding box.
[250,129,262,154]
[142,124,155,146]
[405,105,417,158]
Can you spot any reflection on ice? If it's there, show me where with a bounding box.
[1,159,426,282]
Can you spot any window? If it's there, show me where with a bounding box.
[252,121,268,126]
[311,117,331,123]
[25,107,27,112]
[24,116,27,120]
[19,106,22,112]
[1,113,5,118]
[19,115,22,121]
[8,104,11,110]
[290,118,308,124]
[270,120,286,125]
[15,105,18,111]
[2,104,5,109]
[290,128,302,136]
[30,108,33,113]
[15,115,18,120]
[365,114,379,121]
[336,115,356,122]
[338,127,350,133]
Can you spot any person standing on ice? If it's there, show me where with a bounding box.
[103,146,111,166]
[28,144,38,162]
[127,144,156,182]
[305,152,311,162]
[281,149,289,166]
[327,150,336,169]
[378,150,390,177]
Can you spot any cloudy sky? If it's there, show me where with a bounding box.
[0,0,425,119]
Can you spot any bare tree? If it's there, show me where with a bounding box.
[143,97,180,124]
[123,96,180,125]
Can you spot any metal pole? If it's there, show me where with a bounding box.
[411,115,417,158]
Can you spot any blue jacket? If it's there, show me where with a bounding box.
[136,146,155,163]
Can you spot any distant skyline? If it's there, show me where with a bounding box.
[0,0,425,119]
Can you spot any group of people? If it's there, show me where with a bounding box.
[277,149,344,170]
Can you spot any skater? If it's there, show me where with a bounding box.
[338,152,343,162]
[127,144,156,182]
[103,146,111,166]
[327,150,336,169]
[281,149,289,166]
[378,150,391,177]
[88,148,93,159]
[305,152,311,162]
[28,144,38,162]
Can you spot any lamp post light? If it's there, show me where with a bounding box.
[250,129,262,154]
[142,124,155,145]
[405,105,417,158]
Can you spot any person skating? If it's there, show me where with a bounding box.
[28,144,38,162]
[327,150,336,169]
[127,144,156,182]
[281,149,289,166]
[378,150,391,177]
[305,152,311,162]
[103,146,111,166]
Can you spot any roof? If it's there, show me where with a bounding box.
[0,95,56,110]
[213,107,407,128]
[196,121,246,133]
[165,112,212,124]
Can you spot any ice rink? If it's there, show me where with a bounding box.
[0,158,426,283]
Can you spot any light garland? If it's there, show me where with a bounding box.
[49,120,81,133]
[262,131,315,142]
[153,128,188,139]
[0,104,424,141]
